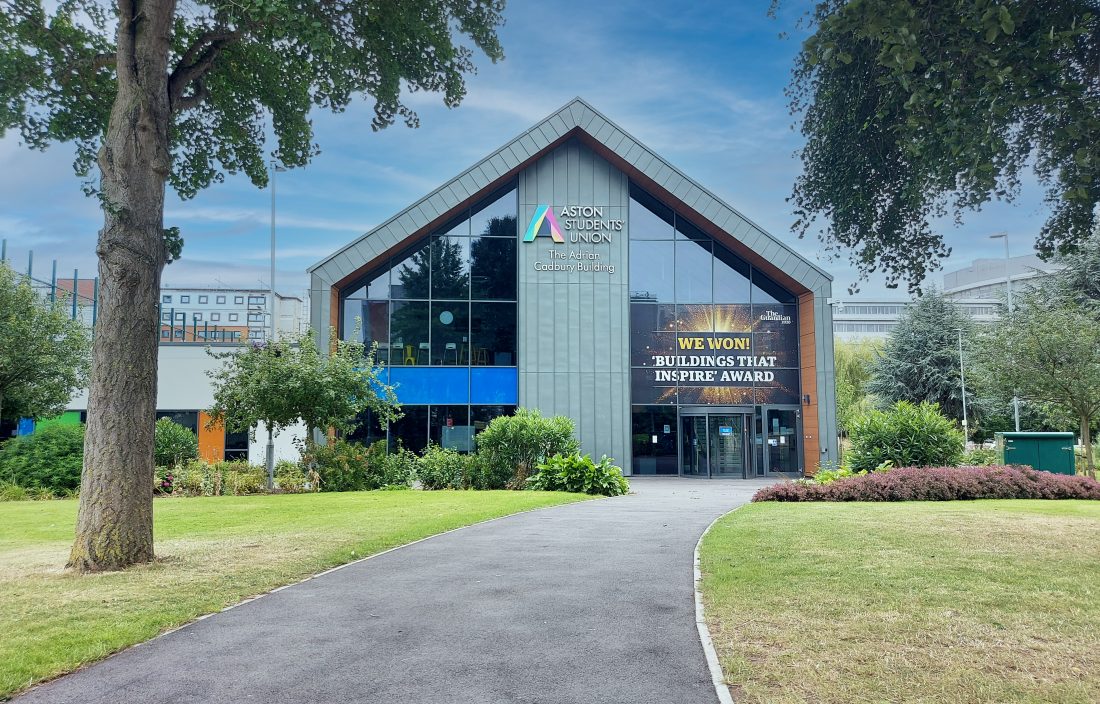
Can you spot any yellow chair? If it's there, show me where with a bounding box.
[403,345,416,365]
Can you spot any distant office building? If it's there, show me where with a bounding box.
[159,287,305,343]
[942,253,1059,299]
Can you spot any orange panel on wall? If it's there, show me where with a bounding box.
[798,293,820,475]
[198,412,224,463]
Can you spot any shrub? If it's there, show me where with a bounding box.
[416,444,469,490]
[154,418,198,468]
[298,439,412,491]
[847,401,964,472]
[527,453,630,496]
[162,459,268,496]
[752,465,1100,502]
[275,459,311,493]
[811,461,867,485]
[0,423,84,492]
[381,448,417,488]
[475,408,579,489]
[963,446,998,467]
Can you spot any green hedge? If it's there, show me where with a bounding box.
[0,423,84,493]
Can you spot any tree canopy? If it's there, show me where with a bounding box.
[1,0,506,198]
[866,288,971,422]
[0,260,91,426]
[773,0,1099,293]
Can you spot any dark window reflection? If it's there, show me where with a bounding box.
[224,428,249,461]
[629,184,674,239]
[630,240,675,302]
[714,245,750,303]
[156,411,198,435]
[431,236,470,300]
[431,302,470,365]
[755,370,801,405]
[472,187,517,235]
[347,408,387,448]
[345,267,388,301]
[391,239,430,299]
[389,405,428,454]
[752,267,797,305]
[471,236,517,299]
[430,405,473,452]
[631,405,678,475]
[471,405,516,434]
[471,302,516,366]
[433,214,469,237]
[390,301,430,365]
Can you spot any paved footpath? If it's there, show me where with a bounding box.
[19,478,774,704]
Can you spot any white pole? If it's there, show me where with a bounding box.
[1002,235,1021,431]
[958,328,967,449]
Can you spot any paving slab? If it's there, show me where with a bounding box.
[18,478,774,704]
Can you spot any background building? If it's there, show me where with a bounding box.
[159,287,306,343]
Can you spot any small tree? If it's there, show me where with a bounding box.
[834,337,878,436]
[867,289,972,423]
[205,327,401,487]
[0,261,91,427]
[847,401,964,472]
[972,291,1100,476]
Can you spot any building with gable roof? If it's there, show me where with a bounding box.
[309,98,838,477]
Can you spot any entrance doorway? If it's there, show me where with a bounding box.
[679,412,750,478]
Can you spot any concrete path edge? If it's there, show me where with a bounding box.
[694,507,740,704]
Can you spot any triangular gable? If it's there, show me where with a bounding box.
[309,97,832,295]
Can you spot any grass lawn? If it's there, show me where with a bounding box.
[699,500,1100,704]
[0,490,590,699]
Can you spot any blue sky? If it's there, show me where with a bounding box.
[0,0,1049,301]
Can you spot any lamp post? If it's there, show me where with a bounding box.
[267,161,286,490]
[958,328,968,450]
[989,232,1020,430]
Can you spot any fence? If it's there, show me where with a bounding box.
[2,240,98,331]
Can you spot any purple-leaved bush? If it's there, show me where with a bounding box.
[752,465,1100,502]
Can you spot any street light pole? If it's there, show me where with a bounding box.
[990,231,1020,431]
[958,328,968,450]
[267,161,286,490]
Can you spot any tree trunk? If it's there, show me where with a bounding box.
[1082,415,1095,478]
[68,0,176,571]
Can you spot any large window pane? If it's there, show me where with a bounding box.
[675,304,714,333]
[430,405,473,452]
[342,300,389,361]
[630,240,675,302]
[676,239,712,303]
[631,368,676,405]
[471,405,516,434]
[471,237,517,300]
[389,405,428,454]
[472,186,517,236]
[752,267,797,305]
[391,240,430,299]
[629,184,674,239]
[471,302,516,366]
[344,267,389,300]
[431,302,470,365]
[714,245,750,303]
[631,406,678,475]
[755,369,800,405]
[434,213,469,237]
[346,408,387,449]
[431,236,470,300]
[390,301,430,365]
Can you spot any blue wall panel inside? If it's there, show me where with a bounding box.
[471,367,518,404]
[389,367,469,405]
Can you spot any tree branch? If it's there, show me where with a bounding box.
[168,28,243,113]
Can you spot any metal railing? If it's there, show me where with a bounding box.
[2,241,98,332]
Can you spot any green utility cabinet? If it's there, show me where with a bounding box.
[994,432,1076,475]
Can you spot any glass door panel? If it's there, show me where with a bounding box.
[680,415,708,476]
[709,414,745,477]
[766,409,799,475]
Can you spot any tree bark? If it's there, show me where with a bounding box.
[1082,415,1095,478]
[68,0,176,571]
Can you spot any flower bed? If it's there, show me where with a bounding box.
[753,465,1100,502]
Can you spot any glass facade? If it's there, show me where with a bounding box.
[627,182,801,475]
[340,182,520,452]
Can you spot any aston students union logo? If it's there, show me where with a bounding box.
[523,205,565,243]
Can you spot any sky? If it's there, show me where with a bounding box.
[0,0,1051,302]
